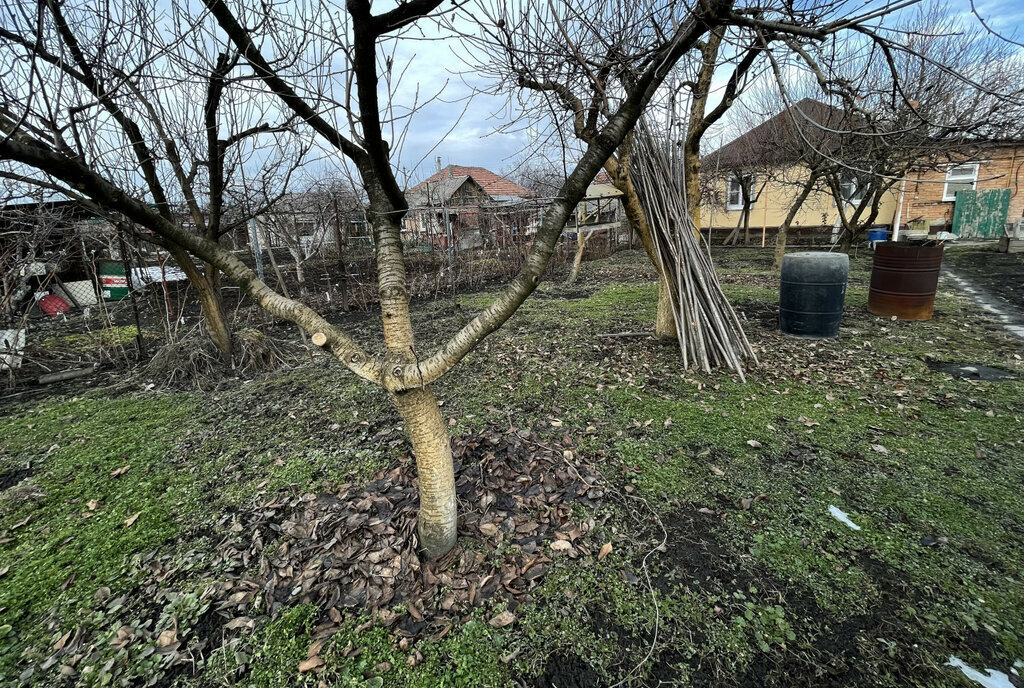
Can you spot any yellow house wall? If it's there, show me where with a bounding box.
[703,165,900,233]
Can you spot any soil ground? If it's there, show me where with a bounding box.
[1,247,1022,688]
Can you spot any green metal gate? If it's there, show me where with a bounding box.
[952,188,1011,238]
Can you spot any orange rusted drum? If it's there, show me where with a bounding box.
[868,243,944,320]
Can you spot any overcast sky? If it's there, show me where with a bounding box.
[356,0,1024,186]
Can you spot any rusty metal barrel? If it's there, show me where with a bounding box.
[868,243,944,320]
[779,252,849,338]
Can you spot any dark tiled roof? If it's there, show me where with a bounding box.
[702,99,849,171]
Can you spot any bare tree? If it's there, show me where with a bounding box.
[741,5,1024,256]
[3,0,1016,558]
[0,1,308,358]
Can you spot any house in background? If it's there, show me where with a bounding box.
[404,174,491,249]
[702,98,1024,243]
[404,165,537,250]
[252,189,368,259]
[415,165,533,203]
[701,99,898,243]
[565,171,625,240]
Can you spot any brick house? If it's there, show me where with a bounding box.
[895,142,1024,237]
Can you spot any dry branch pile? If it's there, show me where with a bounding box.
[631,124,758,378]
[143,328,301,389]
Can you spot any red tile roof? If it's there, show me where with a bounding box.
[412,165,532,199]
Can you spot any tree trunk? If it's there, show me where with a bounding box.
[774,172,820,271]
[392,385,457,559]
[682,29,724,226]
[612,166,677,337]
[168,244,232,358]
[566,230,587,284]
[840,226,853,253]
[372,210,458,558]
[195,274,232,358]
[655,275,675,339]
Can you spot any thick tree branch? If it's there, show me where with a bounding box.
[397,5,730,388]
[200,0,367,165]
[0,126,384,385]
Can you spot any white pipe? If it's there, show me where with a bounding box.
[892,178,907,242]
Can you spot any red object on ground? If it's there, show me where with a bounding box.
[39,294,71,317]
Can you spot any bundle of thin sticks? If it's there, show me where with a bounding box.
[631,123,757,379]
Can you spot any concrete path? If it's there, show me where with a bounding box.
[943,268,1024,340]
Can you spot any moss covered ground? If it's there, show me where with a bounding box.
[1,247,1021,687]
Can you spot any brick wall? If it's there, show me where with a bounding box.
[901,145,1024,229]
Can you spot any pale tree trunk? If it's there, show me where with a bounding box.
[392,386,457,557]
[655,274,675,339]
[566,229,589,284]
[372,212,457,558]
[293,255,307,295]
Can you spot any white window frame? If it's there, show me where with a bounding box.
[726,175,750,211]
[725,178,743,210]
[839,172,865,206]
[942,163,979,202]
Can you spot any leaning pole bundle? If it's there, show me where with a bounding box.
[631,123,757,379]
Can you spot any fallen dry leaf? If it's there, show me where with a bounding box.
[124,512,142,528]
[478,523,499,537]
[870,444,889,455]
[598,542,613,561]
[110,465,130,478]
[0,565,9,578]
[740,494,768,510]
[297,656,324,673]
[307,639,327,659]
[224,617,254,631]
[157,629,177,647]
[550,540,572,552]
[86,500,99,511]
[53,630,72,651]
[746,440,762,448]
[709,465,726,476]
[488,611,516,628]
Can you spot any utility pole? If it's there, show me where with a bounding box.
[248,218,265,282]
[437,157,455,300]
[332,197,349,312]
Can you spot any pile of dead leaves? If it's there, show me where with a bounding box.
[197,425,611,671]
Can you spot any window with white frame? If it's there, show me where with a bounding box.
[839,171,865,206]
[942,163,978,202]
[726,174,752,211]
